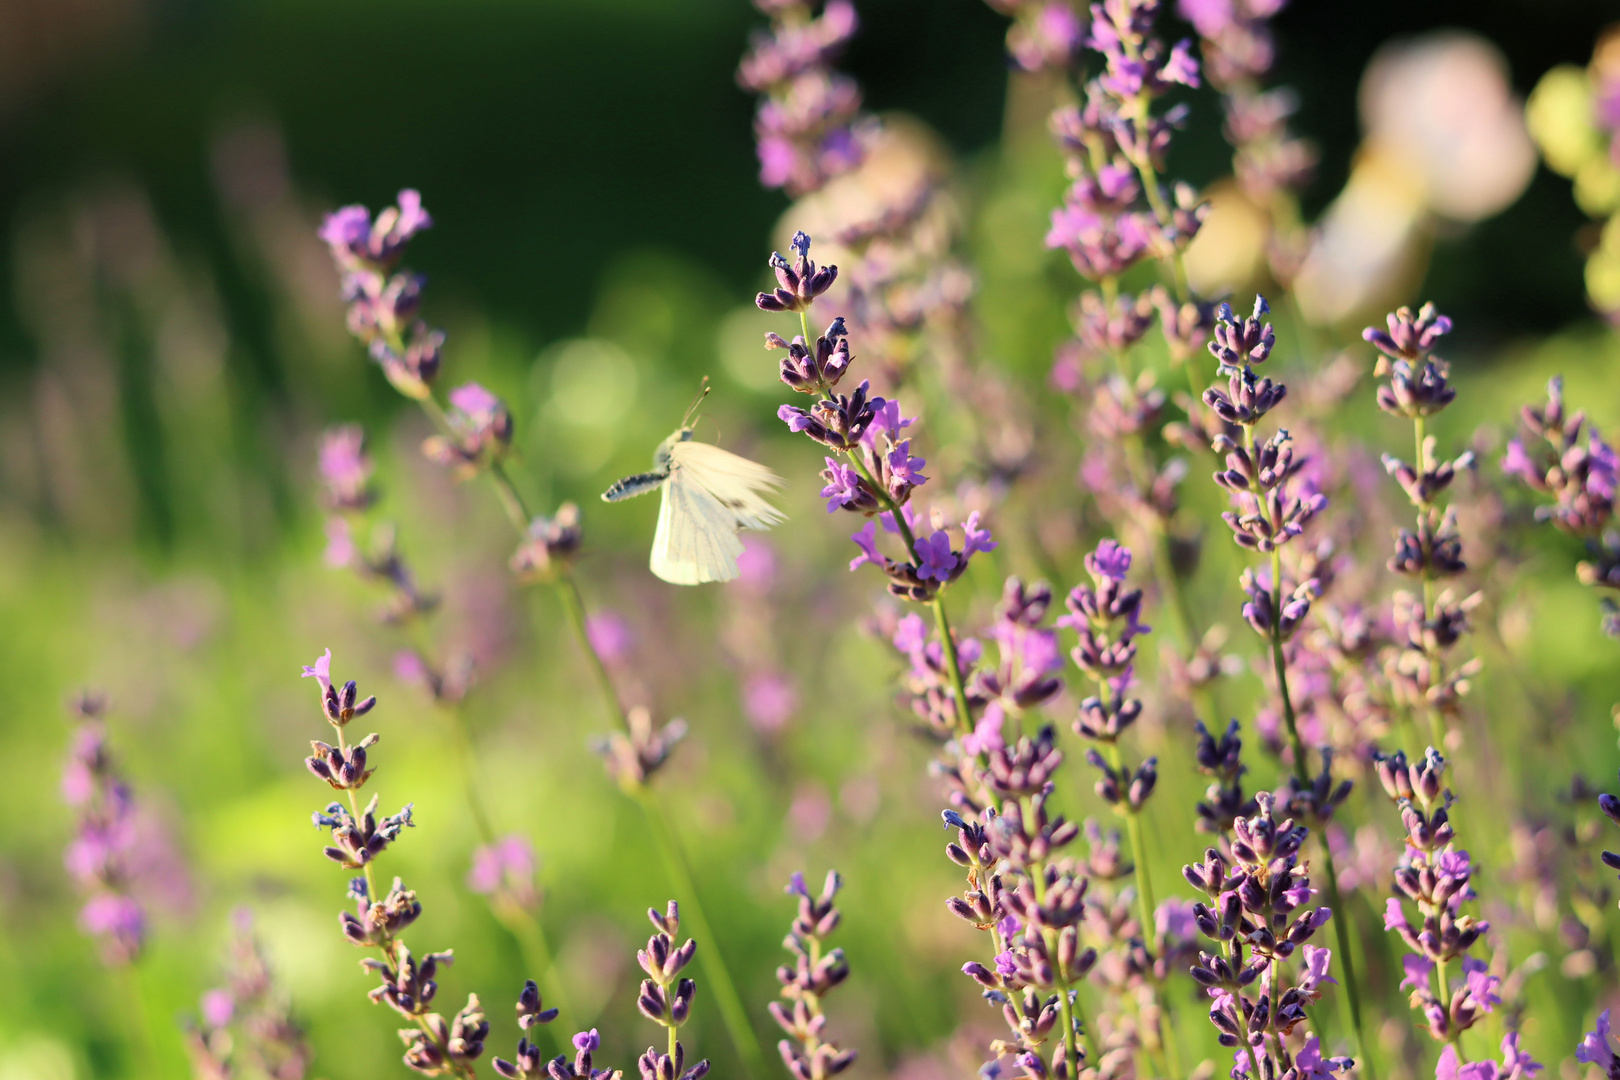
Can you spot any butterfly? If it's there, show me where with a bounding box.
[602,407,785,585]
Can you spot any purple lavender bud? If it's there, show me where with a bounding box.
[1207,296,1274,373]
[755,233,839,313]
[1362,302,1452,363]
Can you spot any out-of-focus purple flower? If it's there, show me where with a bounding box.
[737,537,778,589]
[1400,953,1434,990]
[1155,898,1198,943]
[468,834,538,913]
[1578,1011,1617,1071]
[324,517,357,569]
[79,894,145,962]
[915,531,959,581]
[586,612,632,665]
[424,383,514,474]
[962,513,997,560]
[743,671,798,733]
[319,190,433,268]
[1089,539,1132,581]
[319,424,375,511]
[849,521,885,571]
[201,988,236,1028]
[821,458,867,512]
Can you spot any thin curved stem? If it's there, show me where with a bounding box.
[637,787,765,1080]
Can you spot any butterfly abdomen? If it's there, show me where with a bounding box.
[601,469,669,502]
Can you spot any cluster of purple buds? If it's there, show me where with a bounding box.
[319,190,443,400]
[313,796,415,869]
[593,706,688,792]
[756,233,998,600]
[424,383,515,477]
[184,911,314,1080]
[1504,376,1619,536]
[318,427,423,611]
[982,0,1085,73]
[1192,719,1257,836]
[1059,542,1148,739]
[635,902,712,1080]
[1215,430,1325,554]
[299,650,487,1078]
[399,994,489,1075]
[946,803,1097,1080]
[1238,567,1317,642]
[468,834,543,918]
[1181,793,1345,1080]
[636,901,699,1031]
[506,1027,621,1080]
[318,430,439,623]
[491,981,561,1079]
[1041,0,1204,301]
[1178,0,1317,205]
[1363,304,1487,719]
[973,579,1065,715]
[768,316,852,393]
[1045,147,1158,283]
[342,876,423,948]
[511,503,585,584]
[1366,303,1456,417]
[849,505,996,602]
[1371,748,1500,1043]
[737,1,866,197]
[771,871,857,1080]
[62,693,146,965]
[1503,377,1620,634]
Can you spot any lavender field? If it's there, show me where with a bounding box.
[1,2,1619,1080]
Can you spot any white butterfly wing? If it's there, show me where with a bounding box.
[647,441,783,585]
[649,467,746,584]
[669,441,786,530]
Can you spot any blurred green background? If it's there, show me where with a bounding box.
[3,1,1620,1079]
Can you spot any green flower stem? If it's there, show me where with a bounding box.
[332,720,477,1079]
[1027,823,1091,1070]
[843,446,973,736]
[637,787,766,1080]
[1237,415,1372,1079]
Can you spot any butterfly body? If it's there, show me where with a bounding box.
[603,428,785,584]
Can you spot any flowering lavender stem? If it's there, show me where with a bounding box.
[1262,540,1373,1075]
[330,712,477,1079]
[842,431,973,734]
[553,574,762,1077]
[1028,859,1088,1068]
[636,787,767,1080]
[555,572,632,732]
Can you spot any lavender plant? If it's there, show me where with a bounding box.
[184,910,314,1080]
[1178,0,1317,279]
[491,903,711,1080]
[319,193,764,1078]
[737,0,866,198]
[771,872,856,1080]
[1199,297,1374,1066]
[1363,304,1480,748]
[62,692,146,966]
[300,648,490,1077]
[1371,748,1525,1074]
[1182,792,1349,1080]
[1502,376,1619,638]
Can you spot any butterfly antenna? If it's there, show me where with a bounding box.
[682,376,712,429]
